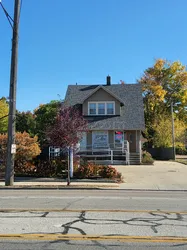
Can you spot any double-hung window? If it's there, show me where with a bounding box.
[98,103,105,115]
[89,103,96,115]
[88,102,115,115]
[107,103,114,115]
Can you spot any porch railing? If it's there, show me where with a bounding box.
[77,141,130,164]
[139,140,142,163]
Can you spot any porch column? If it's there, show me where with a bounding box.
[136,130,141,152]
[136,130,138,152]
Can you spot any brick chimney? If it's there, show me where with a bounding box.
[106,75,111,86]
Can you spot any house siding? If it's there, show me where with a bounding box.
[83,88,120,115]
[109,131,114,148]
[87,131,92,149]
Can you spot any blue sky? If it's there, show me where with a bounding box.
[1,0,187,112]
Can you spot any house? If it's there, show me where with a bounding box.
[64,76,145,165]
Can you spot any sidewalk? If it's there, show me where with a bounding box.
[0,177,119,189]
[1,161,187,190]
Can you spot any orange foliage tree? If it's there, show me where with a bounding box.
[0,132,41,172]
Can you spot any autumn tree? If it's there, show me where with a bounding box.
[46,106,88,149]
[34,100,61,146]
[0,97,9,133]
[0,132,41,168]
[138,59,187,145]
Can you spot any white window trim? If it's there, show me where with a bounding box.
[88,101,115,115]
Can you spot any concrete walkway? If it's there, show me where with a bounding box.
[0,161,187,190]
[115,161,187,190]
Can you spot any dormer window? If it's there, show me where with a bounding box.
[98,103,105,115]
[88,102,115,115]
[107,103,114,115]
[89,103,96,115]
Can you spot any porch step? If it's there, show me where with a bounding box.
[129,153,141,165]
[94,160,127,165]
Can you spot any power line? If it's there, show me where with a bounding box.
[0,115,9,121]
[0,2,14,28]
[0,0,23,28]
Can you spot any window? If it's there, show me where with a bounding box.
[88,102,115,115]
[107,103,114,115]
[92,131,108,148]
[98,103,105,114]
[89,103,96,115]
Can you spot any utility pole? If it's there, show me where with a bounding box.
[5,0,21,186]
[171,101,176,160]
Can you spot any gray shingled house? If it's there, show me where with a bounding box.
[65,76,145,164]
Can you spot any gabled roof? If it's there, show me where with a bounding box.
[81,85,125,105]
[65,83,145,130]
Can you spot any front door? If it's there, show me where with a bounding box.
[126,131,136,152]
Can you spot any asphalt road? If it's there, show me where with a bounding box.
[0,189,187,250]
[0,189,186,211]
[0,240,186,250]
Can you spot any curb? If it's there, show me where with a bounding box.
[0,184,119,190]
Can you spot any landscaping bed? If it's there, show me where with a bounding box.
[13,158,123,183]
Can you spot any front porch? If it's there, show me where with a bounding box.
[77,130,142,165]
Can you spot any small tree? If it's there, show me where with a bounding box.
[46,106,88,184]
[46,106,88,149]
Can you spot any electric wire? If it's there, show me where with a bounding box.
[0,2,13,28]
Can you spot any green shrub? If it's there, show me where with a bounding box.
[141,151,154,164]
[175,143,187,155]
[35,159,67,177]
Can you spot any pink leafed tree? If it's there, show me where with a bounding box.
[46,106,88,148]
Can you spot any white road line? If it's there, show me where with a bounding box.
[0,196,186,200]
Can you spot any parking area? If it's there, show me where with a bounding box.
[114,161,187,190]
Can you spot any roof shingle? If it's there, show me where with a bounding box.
[65,84,145,130]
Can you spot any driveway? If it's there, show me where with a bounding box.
[114,161,187,190]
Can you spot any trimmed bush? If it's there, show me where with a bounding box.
[141,151,154,164]
[74,162,123,182]
[99,165,118,179]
